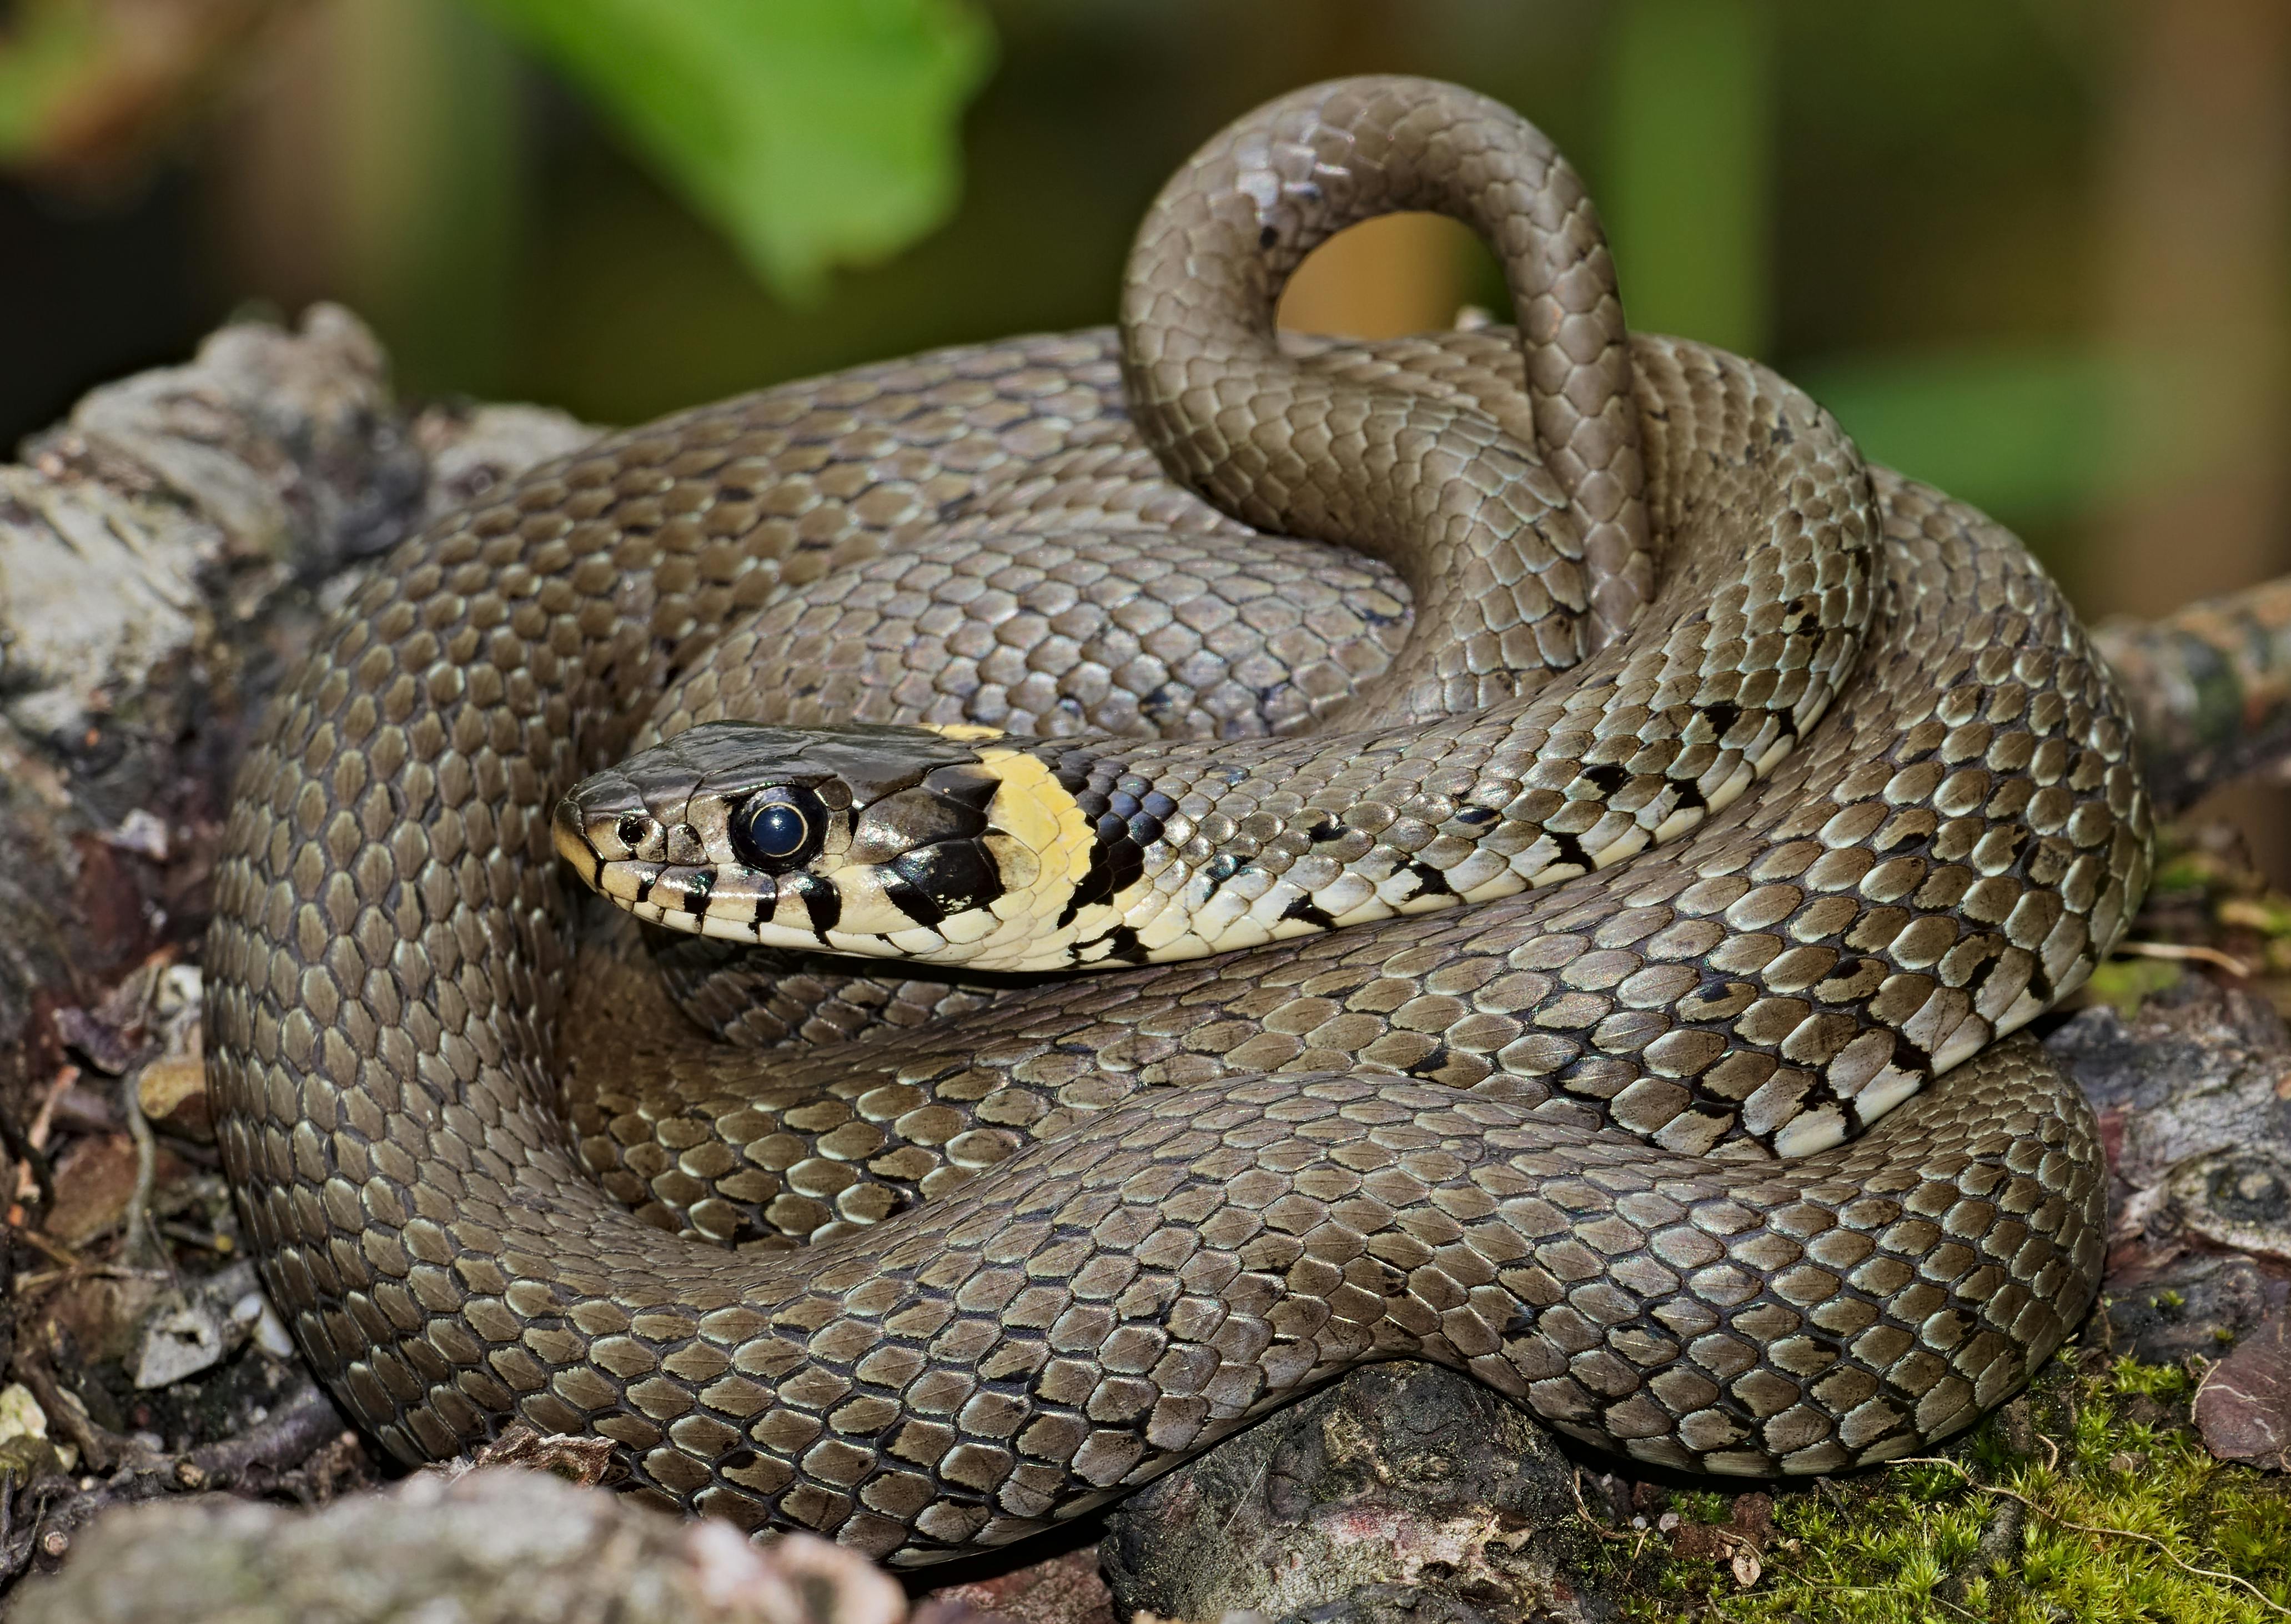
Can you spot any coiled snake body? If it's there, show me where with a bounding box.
[206,79,2149,1564]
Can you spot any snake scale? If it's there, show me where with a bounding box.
[205,78,2151,1565]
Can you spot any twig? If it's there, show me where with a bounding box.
[2113,940,2254,978]
[7,1226,80,1270]
[2095,578,2291,816]
[116,1067,163,1273]
[182,1384,349,1489]
[112,959,178,1273]
[3,1379,359,1587]
[1567,1469,1640,1546]
[1565,1471,1660,1572]
[1893,1456,2290,1617]
[0,1107,54,1214]
[9,1348,128,1475]
[22,1065,77,1153]
[3,1065,75,1215]
[155,1221,234,1255]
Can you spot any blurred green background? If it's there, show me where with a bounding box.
[5,0,2289,847]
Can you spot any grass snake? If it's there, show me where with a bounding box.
[206,77,2149,1565]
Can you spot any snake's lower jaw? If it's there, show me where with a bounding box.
[552,831,1077,969]
[709,888,1071,968]
[621,893,1053,973]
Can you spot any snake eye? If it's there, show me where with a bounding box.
[730,785,827,872]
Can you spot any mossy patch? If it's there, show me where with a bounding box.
[1597,1346,2291,1621]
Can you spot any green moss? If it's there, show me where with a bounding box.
[2108,1356,2195,1400]
[1599,1348,2291,1622]
[1670,1489,1734,1525]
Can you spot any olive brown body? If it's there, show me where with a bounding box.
[204,78,2144,1565]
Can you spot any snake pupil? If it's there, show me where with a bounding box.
[731,786,826,871]
[752,805,805,855]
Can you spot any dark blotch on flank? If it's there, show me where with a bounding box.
[1580,762,1629,795]
[1280,893,1336,930]
[1093,924,1152,963]
[1059,813,1146,927]
[1676,978,1752,1020]
[1887,1035,1935,1077]
[1405,1043,1451,1078]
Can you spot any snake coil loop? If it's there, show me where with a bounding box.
[207,76,2146,1566]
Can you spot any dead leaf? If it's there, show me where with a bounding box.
[446,1424,620,1487]
[1730,1490,1775,1546]
[43,1269,169,1365]
[2195,1307,2291,1470]
[44,1131,140,1246]
[54,1004,145,1076]
[1671,1521,1730,1561]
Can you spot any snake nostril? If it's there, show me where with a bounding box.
[615,813,649,850]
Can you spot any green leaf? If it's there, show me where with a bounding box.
[0,0,106,159]
[473,0,994,301]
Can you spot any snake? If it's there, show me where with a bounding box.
[204,77,2152,1566]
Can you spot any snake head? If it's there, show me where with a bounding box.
[553,720,1103,970]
